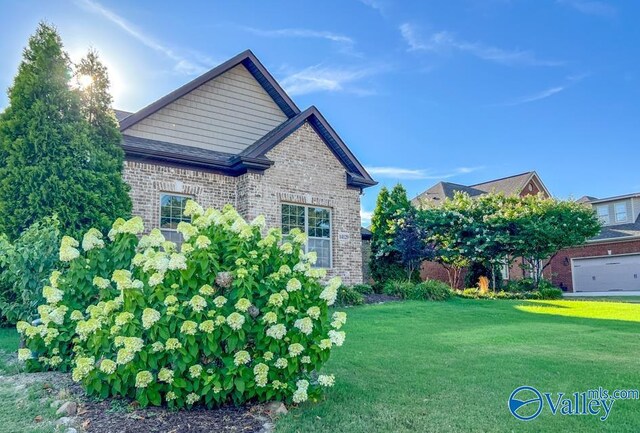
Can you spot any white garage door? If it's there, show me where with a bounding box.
[573,254,640,292]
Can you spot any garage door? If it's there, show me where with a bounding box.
[572,254,640,292]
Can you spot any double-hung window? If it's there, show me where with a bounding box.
[596,205,609,225]
[281,203,331,268]
[614,202,628,223]
[160,193,191,244]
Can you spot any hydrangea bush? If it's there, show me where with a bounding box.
[17,202,346,408]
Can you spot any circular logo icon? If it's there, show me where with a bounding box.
[508,386,543,421]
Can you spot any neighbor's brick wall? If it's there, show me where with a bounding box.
[361,239,372,284]
[548,239,640,292]
[122,121,364,286]
[237,122,363,285]
[123,160,236,229]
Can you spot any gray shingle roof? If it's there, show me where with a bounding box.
[592,215,640,241]
[412,181,484,205]
[114,109,132,122]
[470,172,534,195]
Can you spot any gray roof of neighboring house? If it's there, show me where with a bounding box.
[413,181,484,204]
[361,227,372,240]
[115,50,375,188]
[470,172,536,195]
[413,171,549,206]
[591,215,640,241]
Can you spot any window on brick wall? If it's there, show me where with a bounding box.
[281,203,332,268]
[160,193,192,245]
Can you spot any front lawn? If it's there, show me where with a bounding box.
[276,298,640,433]
[1,299,638,432]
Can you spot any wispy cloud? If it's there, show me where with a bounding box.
[365,166,482,180]
[280,64,382,96]
[493,73,587,106]
[240,26,358,56]
[399,23,562,67]
[557,0,617,17]
[360,207,374,224]
[75,0,214,75]
[503,86,566,106]
[358,0,385,12]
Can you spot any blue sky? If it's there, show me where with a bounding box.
[1,0,639,225]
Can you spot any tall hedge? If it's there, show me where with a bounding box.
[0,23,131,240]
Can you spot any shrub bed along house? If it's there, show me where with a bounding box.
[383,279,453,301]
[16,202,346,408]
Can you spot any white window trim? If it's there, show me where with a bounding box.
[159,192,193,234]
[500,261,510,280]
[281,202,332,269]
[614,202,628,223]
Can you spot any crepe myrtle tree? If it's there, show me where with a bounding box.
[421,193,519,290]
[512,195,601,288]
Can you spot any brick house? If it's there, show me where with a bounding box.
[412,172,551,287]
[114,50,376,285]
[548,193,640,293]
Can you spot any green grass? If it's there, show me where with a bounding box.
[276,298,640,433]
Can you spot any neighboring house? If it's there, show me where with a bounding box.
[115,50,376,285]
[412,171,551,287]
[548,193,640,293]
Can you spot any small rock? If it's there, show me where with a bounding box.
[65,428,78,433]
[50,400,63,409]
[34,415,43,423]
[56,417,72,426]
[264,401,288,416]
[261,422,275,433]
[56,401,77,416]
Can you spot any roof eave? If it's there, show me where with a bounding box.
[123,145,273,176]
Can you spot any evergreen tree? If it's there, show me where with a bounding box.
[369,184,415,284]
[0,23,131,239]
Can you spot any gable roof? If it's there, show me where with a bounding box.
[413,171,550,206]
[119,50,300,131]
[471,171,545,195]
[413,181,484,203]
[117,50,375,188]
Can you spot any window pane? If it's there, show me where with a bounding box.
[308,207,330,239]
[615,203,627,222]
[308,238,330,268]
[281,204,305,234]
[160,194,191,231]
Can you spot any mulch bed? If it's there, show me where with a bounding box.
[3,372,272,433]
[363,293,400,304]
[77,399,269,433]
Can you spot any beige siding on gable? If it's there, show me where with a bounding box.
[124,64,288,154]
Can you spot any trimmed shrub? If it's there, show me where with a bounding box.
[406,280,452,301]
[17,203,346,408]
[0,217,61,324]
[382,279,415,298]
[538,287,563,300]
[335,285,365,307]
[351,284,374,295]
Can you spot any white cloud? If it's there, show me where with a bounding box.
[508,86,565,106]
[75,0,214,75]
[399,23,562,67]
[241,26,358,56]
[280,64,381,96]
[557,0,616,17]
[365,166,482,180]
[358,0,385,12]
[360,208,374,225]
